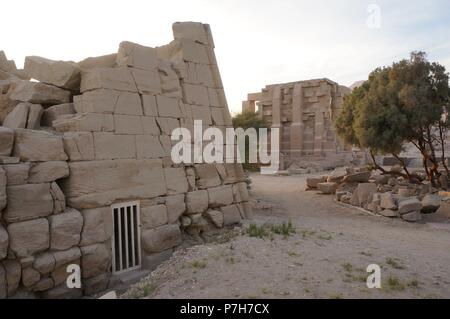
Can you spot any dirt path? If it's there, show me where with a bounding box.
[123,173,450,299]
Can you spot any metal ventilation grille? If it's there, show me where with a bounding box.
[111,201,141,274]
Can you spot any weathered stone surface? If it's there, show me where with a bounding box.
[33,277,54,292]
[77,53,117,70]
[166,194,186,223]
[0,264,5,298]
[195,164,221,189]
[183,83,209,106]
[74,89,141,116]
[173,22,209,45]
[159,60,181,97]
[33,252,56,275]
[232,182,249,203]
[136,135,165,159]
[156,117,179,135]
[142,249,173,271]
[343,171,371,183]
[81,243,111,279]
[142,224,182,253]
[380,192,397,210]
[61,159,166,209]
[2,260,21,297]
[130,68,161,95]
[41,103,75,126]
[22,267,41,288]
[93,132,136,160]
[49,208,83,251]
[141,204,168,229]
[53,247,81,268]
[114,114,143,135]
[156,95,181,118]
[83,273,110,296]
[40,282,82,299]
[164,167,188,195]
[80,67,137,93]
[5,183,53,223]
[317,182,338,194]
[0,225,8,260]
[186,190,208,214]
[0,167,6,211]
[205,209,224,228]
[8,218,49,257]
[26,103,43,129]
[80,207,113,246]
[142,95,158,116]
[3,102,29,129]
[53,113,114,132]
[327,167,347,183]
[401,211,422,222]
[421,194,441,214]
[52,260,80,286]
[50,182,66,214]
[350,183,377,208]
[62,132,95,161]
[13,129,67,162]
[117,41,158,71]
[28,161,69,183]
[24,56,81,90]
[208,185,233,207]
[306,176,328,189]
[398,198,423,215]
[380,209,399,218]
[9,80,71,105]
[221,204,242,226]
[0,126,14,156]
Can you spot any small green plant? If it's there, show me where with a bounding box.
[189,260,207,269]
[143,284,155,297]
[300,229,316,239]
[387,276,405,291]
[342,263,353,272]
[246,224,269,239]
[270,221,296,237]
[318,234,333,240]
[288,251,300,257]
[408,279,420,289]
[386,257,405,270]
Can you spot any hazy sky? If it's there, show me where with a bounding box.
[2,0,449,114]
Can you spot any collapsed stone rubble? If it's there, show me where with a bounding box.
[0,22,251,299]
[307,166,450,223]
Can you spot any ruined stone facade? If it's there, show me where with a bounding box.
[242,79,354,171]
[0,22,250,299]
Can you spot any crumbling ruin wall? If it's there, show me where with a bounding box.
[0,22,250,299]
[243,79,362,172]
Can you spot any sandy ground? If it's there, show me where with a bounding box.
[123,173,450,299]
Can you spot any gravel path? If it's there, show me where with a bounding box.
[123,173,450,299]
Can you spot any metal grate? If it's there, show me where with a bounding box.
[111,201,141,274]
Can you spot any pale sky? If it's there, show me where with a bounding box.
[1,0,449,114]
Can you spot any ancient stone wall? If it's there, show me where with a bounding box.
[243,79,358,172]
[0,22,250,298]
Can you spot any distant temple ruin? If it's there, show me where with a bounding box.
[242,79,358,171]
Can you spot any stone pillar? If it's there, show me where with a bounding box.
[290,83,304,159]
[314,111,324,156]
[271,86,282,170]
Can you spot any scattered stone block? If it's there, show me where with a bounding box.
[9,80,71,105]
[116,41,158,71]
[380,209,399,218]
[0,126,14,156]
[41,103,75,126]
[62,132,95,161]
[327,167,347,183]
[398,198,423,215]
[350,183,377,208]
[401,211,422,222]
[205,209,224,228]
[80,67,137,93]
[343,171,371,183]
[318,182,338,194]
[13,129,67,162]
[421,194,441,214]
[380,192,397,210]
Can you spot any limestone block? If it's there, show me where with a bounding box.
[306,176,328,189]
[156,117,179,135]
[380,209,399,218]
[142,116,161,135]
[24,56,81,90]
[186,190,208,214]
[3,102,29,129]
[80,67,137,93]
[41,103,75,126]
[195,164,221,189]
[28,161,69,183]
[233,182,250,202]
[173,22,209,45]
[142,224,182,253]
[81,243,111,279]
[77,53,117,70]
[117,41,158,71]
[25,104,42,129]
[164,167,189,195]
[239,201,253,219]
[421,194,441,214]
[22,267,41,288]
[8,218,49,257]
[350,183,377,208]
[156,95,181,118]
[222,164,246,184]
[208,185,233,207]
[2,260,21,297]
[33,252,56,275]
[130,68,161,95]
[317,182,338,194]
[9,80,71,105]
[178,39,209,64]
[380,193,397,210]
[0,95,19,123]
[186,167,196,190]
[327,167,347,183]
[142,95,158,116]
[0,126,14,156]
[53,247,81,269]
[53,113,114,132]
[191,105,212,125]
[221,204,242,226]
[13,129,68,162]
[343,171,371,183]
[136,135,165,159]
[0,167,5,211]
[141,204,168,229]
[80,207,113,246]
[93,132,136,160]
[50,182,66,214]
[0,225,8,260]
[75,89,142,115]
[401,211,422,222]
[158,60,181,96]
[208,88,220,107]
[205,210,224,228]
[49,208,83,251]
[114,114,144,135]
[62,132,95,161]
[5,183,53,223]
[166,194,186,223]
[183,83,209,106]
[210,107,225,125]
[398,198,423,215]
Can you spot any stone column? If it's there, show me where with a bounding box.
[271,86,282,170]
[314,111,324,156]
[290,83,304,159]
